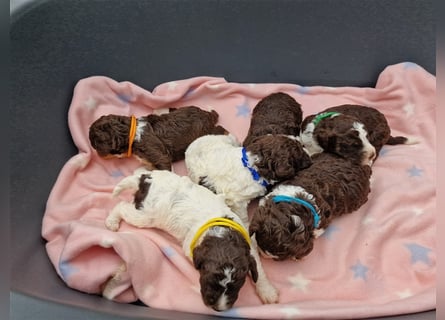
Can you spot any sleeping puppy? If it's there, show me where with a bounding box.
[185,134,312,223]
[243,92,303,147]
[249,152,371,261]
[105,169,279,311]
[89,106,227,170]
[300,104,415,166]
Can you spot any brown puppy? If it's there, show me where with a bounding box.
[89,106,226,170]
[249,152,372,261]
[243,92,303,147]
[300,104,414,166]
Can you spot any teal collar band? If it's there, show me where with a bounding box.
[272,195,321,228]
[312,111,341,126]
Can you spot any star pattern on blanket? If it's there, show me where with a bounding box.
[183,87,196,99]
[320,225,340,239]
[412,207,425,216]
[350,261,368,280]
[110,170,124,178]
[167,81,179,91]
[403,62,419,69]
[59,260,78,280]
[362,215,375,226]
[236,100,251,118]
[161,246,177,258]
[288,273,311,292]
[117,93,133,103]
[404,243,432,266]
[280,306,302,318]
[296,86,310,94]
[84,96,98,111]
[407,165,423,177]
[396,289,414,299]
[379,146,389,157]
[403,103,415,117]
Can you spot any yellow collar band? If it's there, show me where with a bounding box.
[190,217,251,258]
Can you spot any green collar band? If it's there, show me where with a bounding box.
[312,111,341,126]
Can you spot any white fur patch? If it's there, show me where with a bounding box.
[135,119,147,142]
[353,122,376,165]
[300,122,324,156]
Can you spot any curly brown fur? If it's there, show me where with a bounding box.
[245,135,312,183]
[243,92,303,147]
[301,105,411,165]
[89,106,227,170]
[250,152,372,260]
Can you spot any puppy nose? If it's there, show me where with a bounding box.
[369,150,376,161]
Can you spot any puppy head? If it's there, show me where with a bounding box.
[249,200,315,260]
[314,116,376,166]
[192,232,257,311]
[89,114,131,157]
[246,135,312,182]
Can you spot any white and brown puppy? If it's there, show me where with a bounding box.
[89,106,227,170]
[300,104,415,166]
[249,152,372,261]
[185,134,312,223]
[105,169,278,311]
[242,92,303,147]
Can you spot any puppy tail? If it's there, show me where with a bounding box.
[112,168,151,198]
[386,135,420,145]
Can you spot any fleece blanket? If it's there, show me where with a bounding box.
[42,62,436,319]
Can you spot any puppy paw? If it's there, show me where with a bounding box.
[256,280,279,304]
[105,217,120,231]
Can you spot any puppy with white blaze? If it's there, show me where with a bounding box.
[184,134,312,223]
[105,169,278,311]
[300,104,416,166]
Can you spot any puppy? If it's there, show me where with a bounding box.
[105,169,278,311]
[249,152,372,261]
[300,104,415,166]
[243,92,303,147]
[185,134,312,222]
[89,106,227,170]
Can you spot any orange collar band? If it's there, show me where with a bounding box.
[127,115,137,157]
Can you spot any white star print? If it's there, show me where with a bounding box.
[167,81,178,91]
[288,273,311,292]
[362,215,375,225]
[403,103,415,117]
[396,289,413,299]
[70,154,89,169]
[280,306,302,318]
[84,96,97,111]
[208,84,221,90]
[412,207,425,216]
[100,237,115,248]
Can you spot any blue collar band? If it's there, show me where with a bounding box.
[241,148,270,188]
[272,195,321,228]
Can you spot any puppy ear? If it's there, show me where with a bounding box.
[248,255,258,283]
[192,244,207,270]
[315,127,337,151]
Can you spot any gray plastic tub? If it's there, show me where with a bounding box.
[10,0,435,319]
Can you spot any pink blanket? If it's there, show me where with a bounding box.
[42,62,436,319]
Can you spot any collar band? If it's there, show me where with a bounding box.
[312,111,341,126]
[190,217,251,258]
[241,148,270,188]
[272,195,321,228]
[127,115,137,157]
